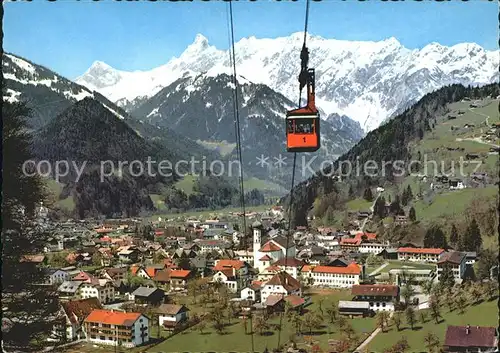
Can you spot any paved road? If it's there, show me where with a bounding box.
[354,311,394,352]
[369,262,389,276]
[460,107,499,147]
[359,192,382,232]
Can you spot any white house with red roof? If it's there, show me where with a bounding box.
[260,272,302,303]
[397,247,445,263]
[300,263,362,288]
[252,221,296,273]
[271,257,306,279]
[211,259,250,293]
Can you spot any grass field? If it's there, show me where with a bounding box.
[346,198,373,212]
[412,186,497,225]
[149,194,166,210]
[44,178,75,211]
[371,260,436,276]
[147,290,377,352]
[367,299,498,352]
[174,174,197,195]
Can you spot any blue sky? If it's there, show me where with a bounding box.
[4,0,498,79]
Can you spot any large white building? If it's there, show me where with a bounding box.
[252,221,296,273]
[83,310,149,348]
[300,263,362,288]
[79,279,115,304]
[436,251,466,283]
[359,242,388,255]
[397,247,445,263]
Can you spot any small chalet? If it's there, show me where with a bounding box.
[350,284,399,311]
[261,271,301,303]
[157,304,190,331]
[131,287,165,305]
[240,281,262,302]
[443,325,498,353]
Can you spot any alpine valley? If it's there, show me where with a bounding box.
[3,32,498,218]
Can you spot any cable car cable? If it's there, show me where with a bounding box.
[276,0,311,350]
[227,1,254,352]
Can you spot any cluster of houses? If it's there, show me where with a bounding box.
[20,206,497,351]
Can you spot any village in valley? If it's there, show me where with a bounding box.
[7,192,498,353]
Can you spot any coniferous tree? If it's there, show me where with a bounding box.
[390,195,403,215]
[363,188,374,202]
[409,207,416,222]
[467,219,482,252]
[2,101,62,347]
[348,185,355,198]
[439,264,455,290]
[406,185,413,203]
[374,196,387,219]
[449,224,459,245]
[424,225,448,249]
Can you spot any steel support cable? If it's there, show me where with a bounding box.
[227,1,253,351]
[276,0,311,350]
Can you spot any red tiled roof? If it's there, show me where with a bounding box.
[340,238,361,245]
[61,298,103,324]
[285,295,305,307]
[84,309,142,326]
[145,267,159,278]
[398,247,444,255]
[73,271,93,281]
[266,272,301,292]
[259,241,282,252]
[351,285,399,297]
[156,304,189,315]
[259,255,272,261]
[169,269,191,279]
[153,270,170,283]
[272,257,306,267]
[302,263,361,275]
[264,265,280,273]
[437,251,466,265]
[217,269,236,279]
[213,259,245,271]
[354,232,377,240]
[444,325,497,348]
[130,265,140,276]
[265,294,284,307]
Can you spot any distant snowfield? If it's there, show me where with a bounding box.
[75,33,500,132]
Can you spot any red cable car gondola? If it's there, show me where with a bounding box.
[286,68,320,152]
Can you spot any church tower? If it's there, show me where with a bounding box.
[252,221,263,268]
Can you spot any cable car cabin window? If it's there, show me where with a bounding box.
[287,120,295,133]
[295,119,314,134]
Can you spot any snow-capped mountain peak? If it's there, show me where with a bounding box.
[75,33,499,132]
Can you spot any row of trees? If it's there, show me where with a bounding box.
[378,275,498,353]
[2,102,63,347]
[424,218,483,252]
[162,184,265,212]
